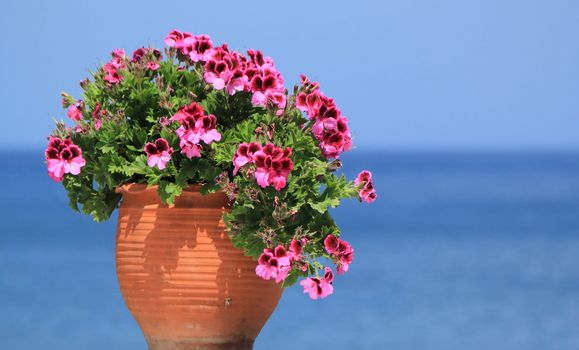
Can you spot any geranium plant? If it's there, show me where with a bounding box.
[45,30,377,299]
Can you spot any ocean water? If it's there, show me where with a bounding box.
[1,150,578,350]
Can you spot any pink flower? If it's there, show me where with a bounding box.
[246,49,275,69]
[271,92,287,111]
[164,29,194,54]
[91,103,107,130]
[180,142,202,158]
[231,142,293,190]
[335,240,354,274]
[273,245,291,266]
[203,45,248,95]
[164,30,184,47]
[171,102,221,159]
[174,106,222,145]
[245,50,286,109]
[109,50,126,70]
[299,74,320,91]
[102,50,126,85]
[196,116,222,143]
[67,101,83,122]
[170,101,205,122]
[232,142,261,175]
[131,47,148,63]
[312,104,352,158]
[296,90,323,119]
[355,170,372,186]
[198,45,287,106]
[318,126,352,158]
[324,234,340,254]
[359,185,377,203]
[159,116,171,127]
[188,34,214,63]
[251,91,267,106]
[324,234,354,274]
[323,266,334,283]
[251,144,293,191]
[269,158,293,190]
[144,138,173,170]
[297,76,352,158]
[45,137,86,182]
[255,245,292,283]
[103,63,122,85]
[132,47,163,66]
[253,164,270,188]
[131,47,147,63]
[272,245,291,282]
[111,48,125,59]
[300,268,334,300]
[255,250,278,281]
[355,170,377,203]
[146,61,160,71]
[289,238,306,260]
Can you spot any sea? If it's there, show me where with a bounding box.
[1,150,578,350]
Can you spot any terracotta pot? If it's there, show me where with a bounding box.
[115,184,283,350]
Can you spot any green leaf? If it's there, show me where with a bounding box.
[100,145,116,153]
[197,158,220,182]
[282,269,301,287]
[124,155,149,176]
[157,180,183,205]
[175,158,199,187]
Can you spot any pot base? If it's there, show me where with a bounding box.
[147,337,254,350]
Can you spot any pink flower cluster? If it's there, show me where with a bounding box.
[355,170,377,203]
[45,137,86,182]
[144,138,173,170]
[164,30,286,110]
[297,76,352,158]
[298,233,357,300]
[67,100,83,122]
[245,49,286,109]
[300,267,334,300]
[203,45,248,95]
[103,49,125,85]
[131,47,162,71]
[324,234,354,274]
[255,239,305,283]
[164,30,214,63]
[91,103,108,130]
[170,102,221,158]
[233,143,293,191]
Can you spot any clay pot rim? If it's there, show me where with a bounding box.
[115,183,204,194]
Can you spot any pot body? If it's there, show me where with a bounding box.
[115,184,283,350]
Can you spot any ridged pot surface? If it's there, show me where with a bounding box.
[115,184,283,350]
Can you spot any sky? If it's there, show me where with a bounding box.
[1,0,578,151]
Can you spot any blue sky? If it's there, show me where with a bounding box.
[1,0,578,150]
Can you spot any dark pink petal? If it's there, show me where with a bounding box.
[324,235,340,254]
[155,138,170,152]
[323,267,334,283]
[144,143,157,155]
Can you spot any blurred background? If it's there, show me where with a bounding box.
[1,0,578,349]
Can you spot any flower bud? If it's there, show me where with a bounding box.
[327,159,342,172]
[60,92,75,108]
